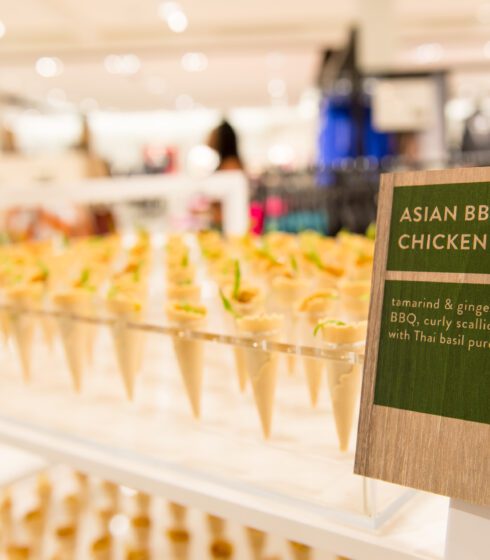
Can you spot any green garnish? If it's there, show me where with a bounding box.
[290,255,298,273]
[181,252,189,267]
[78,268,91,287]
[36,261,49,282]
[132,263,142,283]
[219,260,234,275]
[75,268,96,292]
[108,285,119,299]
[232,260,241,300]
[175,302,206,315]
[305,250,324,270]
[366,223,376,240]
[88,235,103,244]
[219,289,242,319]
[314,319,347,336]
[202,246,222,259]
[61,234,70,247]
[256,243,280,265]
[137,226,149,240]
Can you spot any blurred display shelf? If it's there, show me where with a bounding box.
[0,462,357,560]
[0,443,48,487]
[0,316,448,560]
[0,171,249,235]
[0,416,448,560]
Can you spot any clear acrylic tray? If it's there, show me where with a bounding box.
[0,300,414,532]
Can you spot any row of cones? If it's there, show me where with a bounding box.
[217,283,366,448]
[1,467,352,560]
[165,299,365,451]
[1,293,365,452]
[197,232,370,450]
[163,235,368,450]
[231,315,364,450]
[1,229,369,453]
[0,283,142,399]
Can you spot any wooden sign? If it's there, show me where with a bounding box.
[355,167,490,506]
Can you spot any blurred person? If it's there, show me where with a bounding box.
[207,119,243,171]
[184,120,242,232]
[201,119,244,231]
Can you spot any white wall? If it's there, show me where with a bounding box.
[4,101,319,177]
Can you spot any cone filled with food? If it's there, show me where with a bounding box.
[166,301,208,418]
[315,318,367,452]
[4,282,44,382]
[236,313,283,438]
[52,272,96,392]
[106,284,146,400]
[297,290,338,407]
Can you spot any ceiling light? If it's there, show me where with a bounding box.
[159,1,188,32]
[484,41,490,58]
[0,20,6,39]
[477,3,490,23]
[415,43,444,64]
[175,94,194,110]
[167,11,188,32]
[120,54,141,75]
[181,52,208,72]
[158,1,180,19]
[35,57,63,78]
[267,78,286,98]
[104,54,120,74]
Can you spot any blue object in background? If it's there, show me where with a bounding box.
[318,95,356,165]
[317,91,393,181]
[317,95,355,185]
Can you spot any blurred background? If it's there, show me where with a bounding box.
[1,0,490,239]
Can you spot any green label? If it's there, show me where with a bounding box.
[387,182,490,274]
[374,280,490,425]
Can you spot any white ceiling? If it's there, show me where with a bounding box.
[1,49,319,112]
[0,0,489,112]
